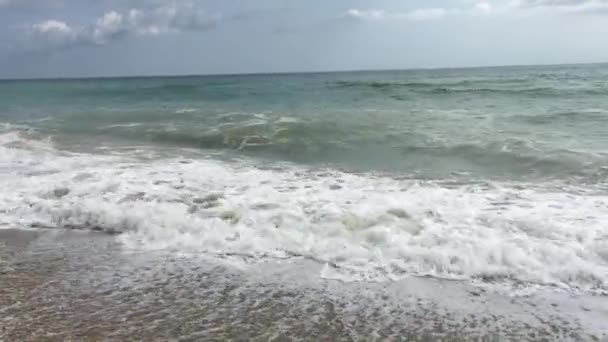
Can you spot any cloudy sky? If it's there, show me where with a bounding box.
[1,0,608,78]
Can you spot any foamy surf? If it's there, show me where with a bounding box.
[1,129,607,292]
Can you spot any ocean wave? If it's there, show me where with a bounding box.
[175,108,198,114]
[510,109,608,125]
[1,135,607,292]
[328,80,480,92]
[328,79,527,89]
[4,121,607,184]
[91,121,607,180]
[327,80,606,97]
[42,83,202,100]
[102,118,346,153]
[100,123,144,129]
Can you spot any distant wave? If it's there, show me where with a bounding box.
[144,84,199,93]
[52,83,202,99]
[327,80,606,97]
[328,80,484,90]
[429,87,606,96]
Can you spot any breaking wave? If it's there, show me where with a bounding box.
[1,129,607,292]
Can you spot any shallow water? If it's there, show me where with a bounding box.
[1,230,606,341]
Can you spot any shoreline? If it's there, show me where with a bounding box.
[1,228,606,341]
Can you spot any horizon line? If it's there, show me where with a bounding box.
[2,61,607,82]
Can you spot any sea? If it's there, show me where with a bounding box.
[1,64,608,340]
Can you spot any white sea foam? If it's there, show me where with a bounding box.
[175,108,197,114]
[100,123,143,129]
[1,129,607,291]
[275,116,301,124]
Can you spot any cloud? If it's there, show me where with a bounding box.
[518,0,592,7]
[26,20,88,51]
[93,3,221,41]
[342,9,386,21]
[93,11,128,43]
[474,2,493,14]
[32,20,73,35]
[342,8,446,22]
[342,3,493,23]
[515,0,608,14]
[21,3,220,51]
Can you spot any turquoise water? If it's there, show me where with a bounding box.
[1,64,608,290]
[2,63,608,180]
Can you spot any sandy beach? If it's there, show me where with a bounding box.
[1,228,606,341]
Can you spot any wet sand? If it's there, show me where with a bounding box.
[1,229,607,341]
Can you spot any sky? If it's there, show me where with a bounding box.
[1,0,608,78]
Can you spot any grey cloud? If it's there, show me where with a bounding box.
[519,0,593,6]
[167,6,220,31]
[517,0,608,13]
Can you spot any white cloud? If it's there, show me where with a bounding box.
[28,20,86,49]
[343,3,494,23]
[343,9,385,21]
[474,2,493,14]
[93,11,128,43]
[343,8,447,22]
[23,3,220,51]
[32,20,72,34]
[92,3,220,40]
